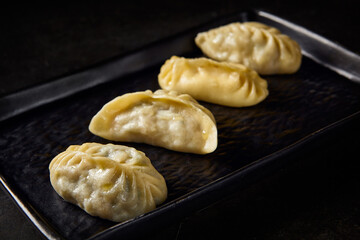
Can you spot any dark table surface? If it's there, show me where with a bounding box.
[1,1,359,239]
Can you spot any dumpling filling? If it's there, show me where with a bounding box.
[112,100,212,152]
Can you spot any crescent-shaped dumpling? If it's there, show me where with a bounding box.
[158,56,268,107]
[89,90,217,154]
[195,22,302,75]
[49,142,167,222]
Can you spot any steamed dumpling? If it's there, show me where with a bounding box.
[158,56,268,107]
[89,90,217,154]
[195,22,302,75]
[49,142,167,222]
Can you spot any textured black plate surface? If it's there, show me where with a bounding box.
[1,10,360,240]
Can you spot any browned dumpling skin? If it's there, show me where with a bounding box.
[158,56,268,107]
[89,90,217,154]
[49,142,167,222]
[195,22,302,75]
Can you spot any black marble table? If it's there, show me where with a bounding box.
[1,1,359,239]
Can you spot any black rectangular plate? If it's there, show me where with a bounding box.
[1,10,360,240]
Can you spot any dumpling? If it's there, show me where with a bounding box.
[195,22,302,75]
[49,142,167,222]
[89,90,217,154]
[158,56,268,107]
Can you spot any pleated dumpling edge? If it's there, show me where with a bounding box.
[158,56,269,107]
[49,142,167,222]
[195,21,302,75]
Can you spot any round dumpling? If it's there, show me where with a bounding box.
[89,90,217,154]
[49,142,167,222]
[195,22,302,75]
[158,56,268,107]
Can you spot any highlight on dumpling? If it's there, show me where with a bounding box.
[89,90,217,154]
[49,142,167,222]
[158,56,268,107]
[195,22,302,75]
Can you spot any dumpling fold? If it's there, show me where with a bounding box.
[89,90,217,154]
[195,22,302,75]
[158,56,268,107]
[49,142,167,222]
